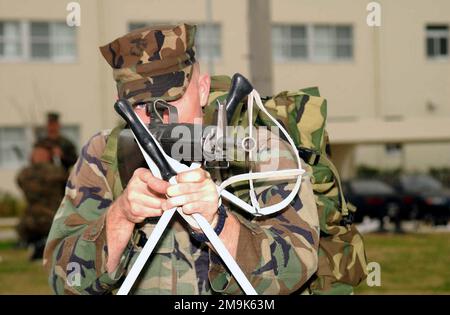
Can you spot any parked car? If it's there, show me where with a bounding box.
[392,174,450,226]
[343,178,402,231]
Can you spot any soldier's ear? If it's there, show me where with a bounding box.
[198,72,211,107]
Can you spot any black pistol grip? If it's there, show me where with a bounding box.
[226,73,254,122]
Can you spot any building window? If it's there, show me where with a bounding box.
[195,24,221,60]
[426,25,448,59]
[30,22,76,61]
[273,24,353,62]
[128,22,222,61]
[0,20,76,62]
[313,25,353,60]
[272,25,308,60]
[0,21,22,60]
[0,127,27,169]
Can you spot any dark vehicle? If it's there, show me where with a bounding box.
[392,174,450,226]
[343,178,402,231]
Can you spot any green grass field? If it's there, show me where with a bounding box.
[0,242,51,294]
[355,233,450,294]
[0,233,448,295]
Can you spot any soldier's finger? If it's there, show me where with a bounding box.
[166,182,208,197]
[130,204,163,218]
[146,176,170,195]
[134,168,153,183]
[127,191,164,209]
[176,168,207,183]
[162,192,204,210]
[181,201,215,216]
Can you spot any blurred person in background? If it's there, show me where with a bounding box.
[35,112,78,173]
[16,142,67,260]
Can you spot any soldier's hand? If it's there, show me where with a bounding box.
[106,168,169,272]
[162,168,219,225]
[115,168,169,223]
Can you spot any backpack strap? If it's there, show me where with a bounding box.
[101,124,125,199]
[319,154,356,224]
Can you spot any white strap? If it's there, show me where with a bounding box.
[247,94,260,212]
[117,119,257,295]
[117,171,257,295]
[218,89,304,216]
[117,208,176,295]
[117,89,304,295]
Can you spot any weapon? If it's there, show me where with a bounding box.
[114,73,305,295]
[116,74,254,186]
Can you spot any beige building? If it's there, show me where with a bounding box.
[0,0,449,195]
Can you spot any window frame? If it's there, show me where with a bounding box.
[0,20,77,63]
[272,24,308,62]
[0,127,28,169]
[310,24,354,62]
[272,23,354,63]
[426,24,449,60]
[194,23,222,61]
[0,20,25,62]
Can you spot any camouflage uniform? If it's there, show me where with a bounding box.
[44,24,320,295]
[17,162,66,244]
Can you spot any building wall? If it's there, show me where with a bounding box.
[378,0,450,119]
[0,0,102,141]
[354,143,450,173]
[271,0,450,176]
[271,0,377,120]
[0,0,449,195]
[351,0,450,172]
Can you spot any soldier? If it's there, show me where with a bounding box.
[16,142,66,260]
[36,112,78,172]
[44,24,320,294]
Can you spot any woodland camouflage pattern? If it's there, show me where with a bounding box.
[99,23,196,104]
[17,163,66,243]
[207,76,368,294]
[44,127,320,294]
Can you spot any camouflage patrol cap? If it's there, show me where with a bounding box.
[100,23,197,104]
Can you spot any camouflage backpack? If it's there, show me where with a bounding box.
[204,75,368,294]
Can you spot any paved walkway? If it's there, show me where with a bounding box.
[0,230,17,241]
[0,217,19,227]
[0,217,19,241]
